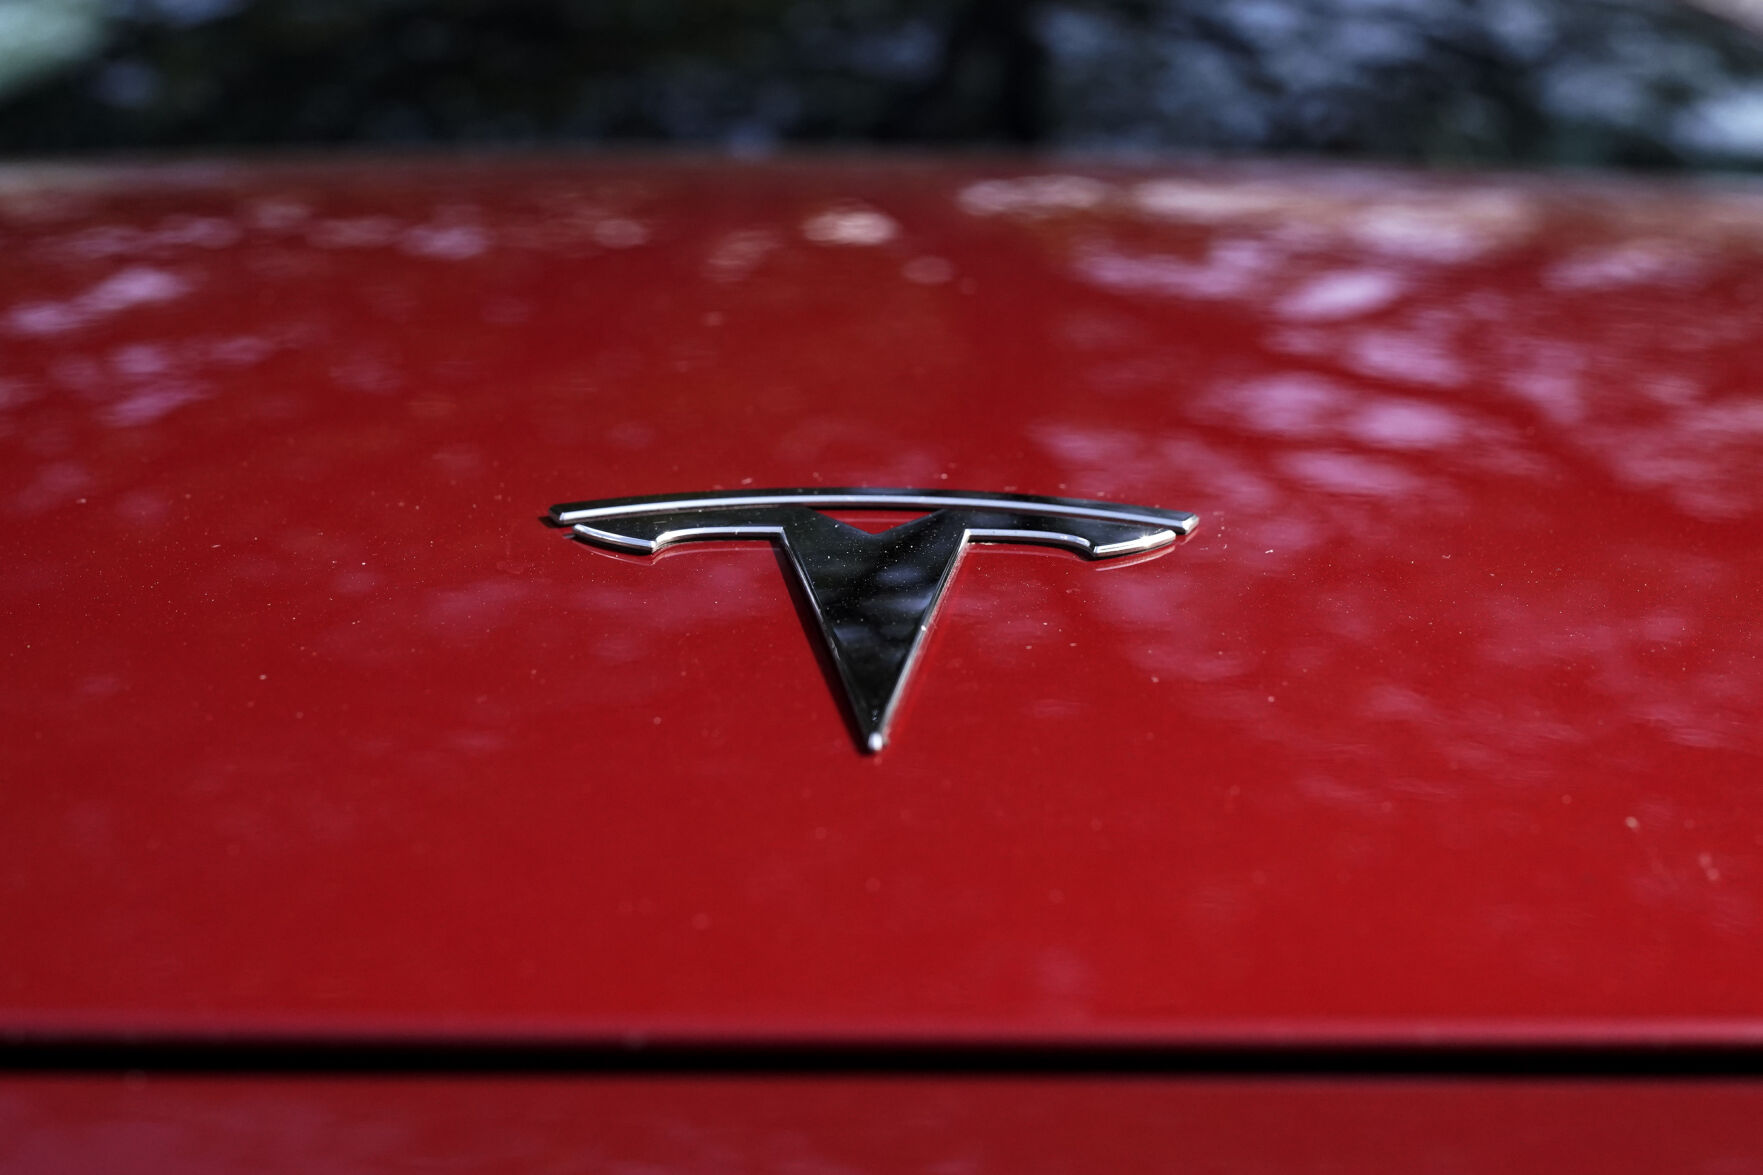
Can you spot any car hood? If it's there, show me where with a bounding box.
[4,156,1762,1048]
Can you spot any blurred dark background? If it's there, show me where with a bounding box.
[5,0,1763,167]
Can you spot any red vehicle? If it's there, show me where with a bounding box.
[3,156,1762,1166]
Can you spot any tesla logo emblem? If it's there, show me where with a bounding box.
[549,488,1197,752]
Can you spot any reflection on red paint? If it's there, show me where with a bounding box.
[2,160,1763,1043]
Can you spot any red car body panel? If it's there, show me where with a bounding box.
[3,158,1763,1046]
[4,1077,1763,1171]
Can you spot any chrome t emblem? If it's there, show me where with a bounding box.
[549,489,1197,752]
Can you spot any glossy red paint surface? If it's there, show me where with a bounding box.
[4,158,1763,1043]
[4,1077,1763,1172]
